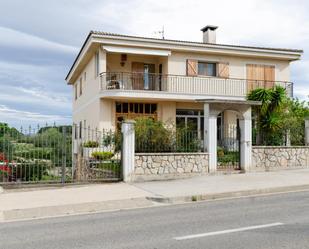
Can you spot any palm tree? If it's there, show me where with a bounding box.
[247,86,286,145]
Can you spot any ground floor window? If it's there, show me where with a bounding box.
[176,109,204,140]
[115,102,157,130]
[176,109,224,140]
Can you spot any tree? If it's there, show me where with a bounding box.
[281,98,309,145]
[247,86,287,145]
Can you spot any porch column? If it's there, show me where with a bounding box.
[305,118,309,146]
[204,103,217,173]
[121,120,135,182]
[239,107,252,172]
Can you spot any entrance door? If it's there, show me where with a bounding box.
[217,118,241,171]
[132,62,144,90]
[144,64,155,90]
[132,62,155,90]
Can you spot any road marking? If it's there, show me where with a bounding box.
[174,222,284,240]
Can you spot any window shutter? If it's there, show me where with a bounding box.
[186,59,198,76]
[218,62,229,78]
[264,65,275,89]
[246,64,275,91]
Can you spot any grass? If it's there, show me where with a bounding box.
[217,151,239,165]
[97,160,121,174]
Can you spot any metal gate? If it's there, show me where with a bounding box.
[217,121,241,171]
[0,124,122,185]
[74,125,122,182]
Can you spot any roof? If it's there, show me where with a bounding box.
[65,30,303,82]
[90,31,303,53]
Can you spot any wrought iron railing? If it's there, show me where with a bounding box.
[100,72,293,97]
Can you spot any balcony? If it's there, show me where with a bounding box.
[100,72,293,98]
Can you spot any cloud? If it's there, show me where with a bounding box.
[0,26,78,54]
[0,105,71,128]
[0,0,308,126]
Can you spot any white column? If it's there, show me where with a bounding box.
[204,103,217,173]
[121,120,135,182]
[305,119,309,146]
[239,107,252,172]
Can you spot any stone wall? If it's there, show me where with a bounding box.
[252,146,309,171]
[133,153,209,181]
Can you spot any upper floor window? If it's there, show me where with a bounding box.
[79,77,83,96]
[95,52,99,77]
[75,83,78,100]
[198,62,217,76]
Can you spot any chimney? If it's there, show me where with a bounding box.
[201,25,218,43]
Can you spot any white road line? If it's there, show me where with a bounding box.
[174,222,284,240]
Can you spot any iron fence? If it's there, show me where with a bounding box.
[135,127,202,153]
[0,124,72,184]
[217,125,241,171]
[75,125,122,182]
[0,123,122,185]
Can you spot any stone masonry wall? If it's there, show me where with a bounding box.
[252,146,309,171]
[133,153,209,181]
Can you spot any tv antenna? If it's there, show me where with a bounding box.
[153,26,165,39]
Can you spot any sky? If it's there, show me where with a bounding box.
[0,0,308,128]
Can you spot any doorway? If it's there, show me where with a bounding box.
[217,112,241,171]
[132,62,155,90]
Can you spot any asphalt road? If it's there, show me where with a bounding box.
[1,191,309,249]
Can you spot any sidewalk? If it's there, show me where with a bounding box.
[1,169,309,222]
[133,168,309,202]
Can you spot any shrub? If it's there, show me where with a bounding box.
[12,160,49,181]
[0,169,9,182]
[83,141,99,148]
[135,118,173,152]
[102,132,122,152]
[91,151,114,160]
[14,145,53,160]
[0,136,14,161]
[176,127,200,152]
[217,146,224,157]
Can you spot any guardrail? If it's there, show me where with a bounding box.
[100,72,293,97]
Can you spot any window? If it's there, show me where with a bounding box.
[74,123,78,139]
[176,109,204,140]
[79,121,82,139]
[95,52,99,77]
[75,84,78,100]
[115,102,158,129]
[198,62,217,76]
[79,78,82,96]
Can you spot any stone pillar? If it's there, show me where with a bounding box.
[305,118,309,146]
[239,107,252,172]
[121,120,135,182]
[204,103,217,173]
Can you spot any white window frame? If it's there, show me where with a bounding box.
[197,61,217,77]
[95,52,100,77]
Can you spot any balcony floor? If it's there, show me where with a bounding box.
[100,89,247,102]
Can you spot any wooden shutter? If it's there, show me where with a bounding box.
[264,65,275,89]
[132,62,144,90]
[246,64,275,92]
[218,62,229,78]
[186,59,198,76]
[246,64,255,92]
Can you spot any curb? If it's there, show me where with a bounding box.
[0,197,154,223]
[146,184,309,204]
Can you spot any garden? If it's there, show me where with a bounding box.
[0,123,72,183]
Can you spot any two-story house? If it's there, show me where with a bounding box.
[66,26,302,171]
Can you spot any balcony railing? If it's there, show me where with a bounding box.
[100,72,293,97]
